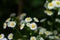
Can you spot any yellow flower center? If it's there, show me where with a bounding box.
[49,3,53,6]
[56,1,60,5]
[32,38,35,40]
[31,24,35,28]
[11,22,15,26]
[9,35,13,39]
[0,35,2,38]
[47,11,52,14]
[45,32,49,35]
[26,18,31,20]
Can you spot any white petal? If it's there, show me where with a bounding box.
[1,38,7,40]
[0,34,4,39]
[30,36,36,40]
[33,17,39,22]
[25,17,32,22]
[8,33,13,40]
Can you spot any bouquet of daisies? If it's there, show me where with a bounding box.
[0,0,60,40]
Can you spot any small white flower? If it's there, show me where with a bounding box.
[1,38,7,40]
[48,2,55,9]
[53,30,58,35]
[39,28,46,35]
[20,23,25,30]
[3,23,7,29]
[25,17,32,22]
[30,36,36,40]
[8,21,16,28]
[40,37,44,40]
[55,18,60,23]
[40,18,46,22]
[55,18,59,22]
[30,23,37,30]
[8,33,13,40]
[20,20,26,25]
[19,13,26,20]
[33,17,39,22]
[26,23,30,27]
[58,8,60,15]
[55,36,60,39]
[0,34,4,39]
[6,18,11,22]
[58,11,60,15]
[54,1,60,7]
[45,31,53,36]
[44,10,53,16]
[10,13,16,17]
[44,0,48,8]
[49,36,55,39]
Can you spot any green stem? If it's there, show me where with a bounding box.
[50,16,53,31]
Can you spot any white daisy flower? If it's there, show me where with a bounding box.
[49,36,55,39]
[1,38,7,40]
[48,2,55,9]
[39,28,46,35]
[3,23,7,29]
[26,23,30,27]
[53,30,58,35]
[8,21,16,28]
[54,1,60,7]
[25,17,32,22]
[58,8,60,15]
[55,18,60,23]
[19,13,26,20]
[40,37,44,40]
[55,18,59,22]
[44,10,53,16]
[0,34,4,39]
[33,17,39,22]
[20,20,26,25]
[58,10,60,15]
[8,33,13,40]
[45,31,53,36]
[10,13,16,17]
[30,36,36,40]
[6,18,11,22]
[55,36,60,39]
[30,23,37,30]
[40,18,46,22]
[20,23,25,30]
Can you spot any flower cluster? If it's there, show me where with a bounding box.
[3,18,16,29]
[45,0,60,10]
[19,17,39,30]
[2,0,60,40]
[44,0,60,16]
[2,14,60,40]
[0,33,13,40]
